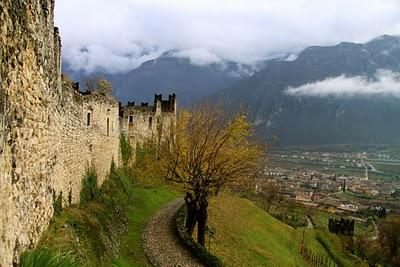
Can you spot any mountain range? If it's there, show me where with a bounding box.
[213,35,400,145]
[63,35,400,146]
[63,51,258,105]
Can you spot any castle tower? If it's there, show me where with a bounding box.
[154,94,162,115]
[169,93,177,113]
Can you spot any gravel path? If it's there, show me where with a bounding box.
[143,198,205,267]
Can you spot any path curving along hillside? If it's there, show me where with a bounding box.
[143,198,205,267]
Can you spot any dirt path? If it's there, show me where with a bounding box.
[143,198,205,267]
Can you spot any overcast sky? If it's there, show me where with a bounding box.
[55,0,400,74]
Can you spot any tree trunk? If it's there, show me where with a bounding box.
[186,210,197,236]
[184,193,197,236]
[197,200,208,246]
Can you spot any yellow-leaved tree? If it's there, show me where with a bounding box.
[159,103,263,246]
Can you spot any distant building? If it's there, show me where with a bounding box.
[338,203,359,212]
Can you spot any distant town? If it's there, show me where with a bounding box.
[260,147,400,217]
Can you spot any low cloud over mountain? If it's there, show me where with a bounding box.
[171,48,222,66]
[56,0,400,74]
[212,35,400,145]
[285,70,400,98]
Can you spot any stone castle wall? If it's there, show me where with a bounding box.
[0,1,120,265]
[0,1,176,265]
[120,94,176,155]
[49,84,121,204]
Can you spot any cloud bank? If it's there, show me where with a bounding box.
[55,0,400,74]
[65,45,163,74]
[171,48,222,66]
[285,70,400,98]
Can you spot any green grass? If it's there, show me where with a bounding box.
[20,248,81,267]
[79,168,99,206]
[120,134,133,166]
[372,162,400,174]
[36,168,178,267]
[310,210,339,231]
[112,186,178,266]
[207,193,365,267]
[281,205,374,238]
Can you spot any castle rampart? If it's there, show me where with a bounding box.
[0,1,176,265]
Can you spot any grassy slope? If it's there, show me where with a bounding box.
[35,168,362,267]
[311,209,374,236]
[38,169,178,267]
[113,187,178,266]
[208,193,363,267]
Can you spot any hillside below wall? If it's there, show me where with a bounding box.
[0,1,120,265]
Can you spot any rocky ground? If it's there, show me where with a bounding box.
[143,198,205,267]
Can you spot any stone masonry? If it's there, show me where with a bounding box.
[120,94,177,157]
[0,1,175,265]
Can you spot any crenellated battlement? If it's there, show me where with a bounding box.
[120,94,177,114]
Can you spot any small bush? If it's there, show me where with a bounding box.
[135,140,156,163]
[132,140,164,186]
[20,248,81,267]
[120,134,132,166]
[52,191,63,216]
[79,168,99,206]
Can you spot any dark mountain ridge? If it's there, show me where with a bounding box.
[213,35,400,145]
[63,51,257,105]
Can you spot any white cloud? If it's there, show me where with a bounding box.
[55,0,400,73]
[285,54,299,62]
[285,70,400,98]
[64,44,162,74]
[172,48,221,66]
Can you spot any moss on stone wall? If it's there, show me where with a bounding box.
[79,168,99,206]
[120,134,132,167]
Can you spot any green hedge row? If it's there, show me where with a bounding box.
[175,204,224,267]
